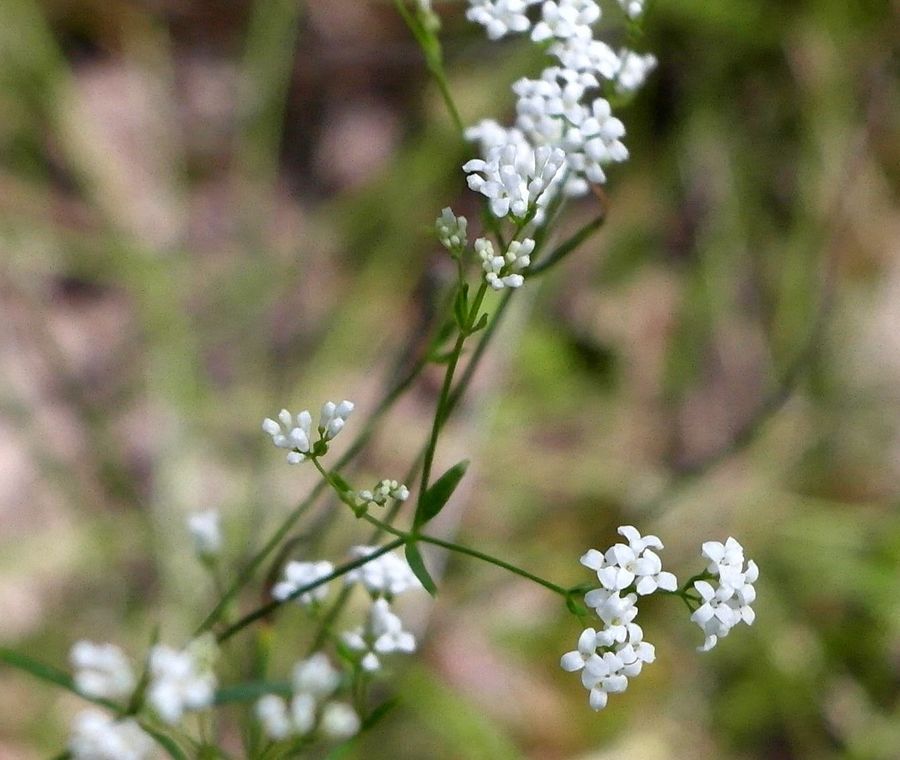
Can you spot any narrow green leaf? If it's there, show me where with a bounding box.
[214,680,292,705]
[414,459,469,529]
[0,647,76,693]
[140,724,191,760]
[404,542,437,596]
[565,597,588,617]
[468,312,489,334]
[363,697,400,730]
[329,471,353,494]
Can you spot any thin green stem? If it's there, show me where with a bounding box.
[419,282,488,501]
[528,212,606,277]
[416,534,569,597]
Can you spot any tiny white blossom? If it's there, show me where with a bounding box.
[69,710,155,760]
[464,142,565,219]
[531,0,600,43]
[465,119,530,158]
[70,641,136,701]
[581,650,629,710]
[256,695,293,740]
[583,588,638,642]
[617,0,644,19]
[187,509,222,559]
[466,0,538,40]
[319,702,361,740]
[293,653,341,699]
[273,560,335,605]
[436,208,468,251]
[615,50,657,93]
[344,546,422,597]
[147,640,217,725]
[343,598,416,671]
[560,627,599,672]
[549,37,619,78]
[583,526,677,595]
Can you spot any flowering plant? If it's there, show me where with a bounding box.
[1,1,760,757]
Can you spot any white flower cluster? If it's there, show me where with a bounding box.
[69,710,154,760]
[563,528,759,711]
[343,598,417,672]
[354,479,410,510]
[256,653,360,741]
[262,400,354,464]
[70,641,136,701]
[475,237,534,289]
[147,637,217,725]
[187,508,222,559]
[341,545,423,672]
[562,526,672,710]
[691,537,759,652]
[463,143,566,219]
[344,545,423,598]
[463,0,657,206]
[273,559,335,606]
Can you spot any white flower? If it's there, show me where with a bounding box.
[615,50,657,93]
[581,651,629,710]
[476,237,534,290]
[344,546,422,597]
[262,401,354,464]
[583,588,638,642]
[531,0,600,43]
[466,0,538,40]
[436,208,468,251]
[273,560,335,605]
[255,692,317,740]
[549,37,619,78]
[147,641,217,725]
[615,623,655,677]
[464,142,566,218]
[465,120,530,158]
[319,702,361,740]
[343,599,416,672]
[560,627,599,672]
[256,695,293,740]
[70,641,136,701]
[69,710,155,760]
[187,509,222,559]
[293,653,341,699]
[617,0,644,19]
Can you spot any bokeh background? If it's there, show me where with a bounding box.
[1,0,899,757]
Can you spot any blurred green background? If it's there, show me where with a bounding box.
[1,0,899,757]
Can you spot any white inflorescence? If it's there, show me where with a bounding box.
[563,526,758,711]
[70,641,136,701]
[436,208,468,252]
[562,525,673,711]
[262,400,354,465]
[187,509,222,559]
[272,560,335,606]
[476,237,534,290]
[691,537,759,652]
[255,653,359,742]
[68,710,155,760]
[463,0,656,205]
[147,640,217,725]
[354,479,410,511]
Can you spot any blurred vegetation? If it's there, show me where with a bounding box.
[0,0,898,757]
